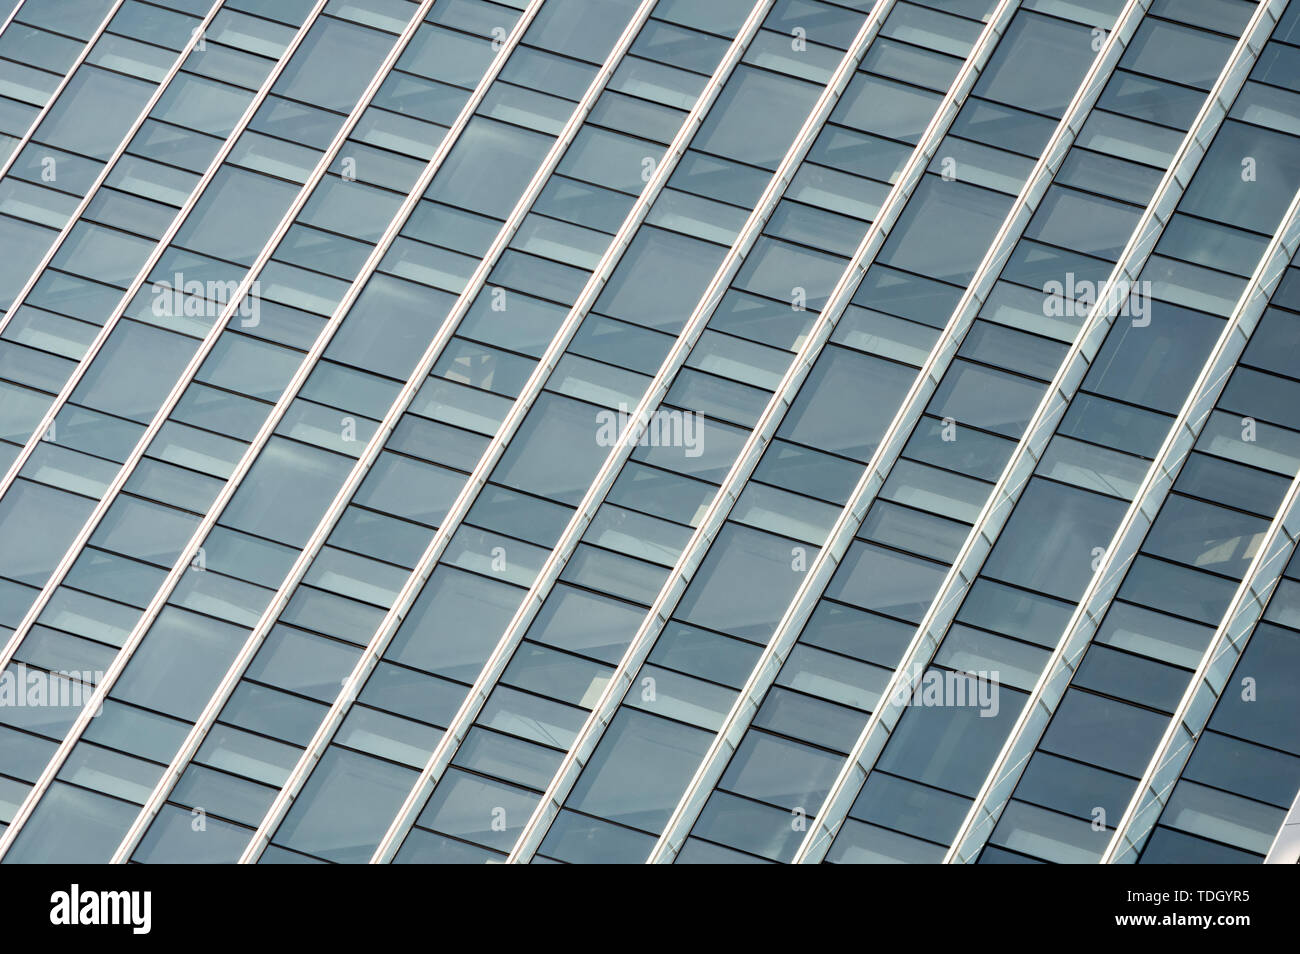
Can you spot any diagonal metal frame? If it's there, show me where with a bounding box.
[100,0,671,864]
[101,0,573,865]
[377,0,1001,864]
[193,0,793,865]
[0,0,129,187]
[1095,199,1300,862]
[0,0,230,355]
[1109,463,1300,863]
[1265,786,1300,863]
[0,0,29,41]
[953,185,1300,864]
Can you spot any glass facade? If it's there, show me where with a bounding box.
[0,0,1295,865]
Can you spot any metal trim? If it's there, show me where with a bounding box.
[366,0,787,866]
[0,0,128,186]
[231,0,667,866]
[0,0,229,348]
[87,0,664,865]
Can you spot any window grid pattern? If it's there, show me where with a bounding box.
[0,0,526,860]
[403,0,989,865]
[969,217,1300,865]
[103,0,683,864]
[656,0,1164,865]
[949,3,1300,865]
[810,0,1295,865]
[212,0,714,866]
[156,0,761,865]
[263,0,889,866]
[0,0,356,858]
[503,0,1036,866]
[0,0,128,183]
[0,0,239,347]
[666,0,1237,865]
[0,0,1295,865]
[272,0,799,866]
[0,0,375,648]
[1121,399,1300,863]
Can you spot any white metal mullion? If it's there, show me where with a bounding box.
[953,185,1300,865]
[1265,787,1300,863]
[0,0,451,860]
[497,0,912,866]
[97,0,660,866]
[795,0,1287,866]
[0,0,229,351]
[0,0,128,187]
[651,0,1148,866]
[366,0,788,867]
